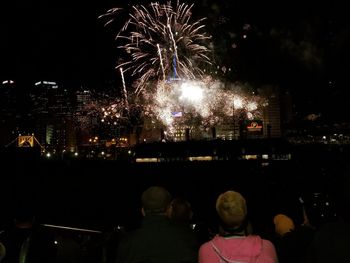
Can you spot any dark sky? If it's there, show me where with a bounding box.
[1,0,349,121]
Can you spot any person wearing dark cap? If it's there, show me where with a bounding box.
[199,190,278,263]
[115,186,198,263]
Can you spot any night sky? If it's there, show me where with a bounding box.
[1,0,349,121]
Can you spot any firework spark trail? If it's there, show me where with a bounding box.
[120,68,129,111]
[157,43,166,80]
[167,21,179,78]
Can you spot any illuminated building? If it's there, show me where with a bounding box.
[0,80,17,145]
[75,89,94,146]
[259,85,282,138]
[31,81,76,152]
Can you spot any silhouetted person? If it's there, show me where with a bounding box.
[1,212,56,263]
[115,186,198,263]
[305,173,350,263]
[199,190,278,263]
[170,198,193,225]
[170,198,210,245]
[0,242,5,263]
[272,211,313,263]
[273,214,295,237]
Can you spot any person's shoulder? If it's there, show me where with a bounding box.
[199,239,212,252]
[259,236,277,250]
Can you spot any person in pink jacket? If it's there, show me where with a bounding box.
[199,190,278,263]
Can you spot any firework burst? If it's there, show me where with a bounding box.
[100,1,212,94]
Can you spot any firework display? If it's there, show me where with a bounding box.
[98,1,268,141]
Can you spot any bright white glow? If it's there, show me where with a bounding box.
[54,241,58,245]
[74,152,78,156]
[46,153,51,158]
[43,81,57,85]
[179,82,203,103]
[35,80,57,86]
[2,80,14,84]
[233,97,243,109]
[247,112,253,119]
[246,102,257,111]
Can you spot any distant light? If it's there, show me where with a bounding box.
[136,158,158,163]
[243,154,258,160]
[46,153,51,158]
[188,156,213,161]
[243,34,247,39]
[172,111,183,117]
[43,81,57,85]
[74,152,78,156]
[2,80,14,84]
[35,80,57,86]
[128,150,132,154]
